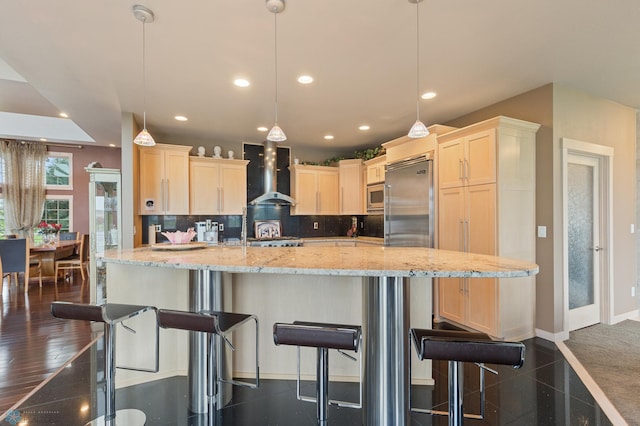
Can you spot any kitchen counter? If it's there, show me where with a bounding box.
[100,245,537,425]
[100,244,537,278]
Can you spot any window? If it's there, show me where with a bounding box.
[45,152,73,190]
[42,195,73,232]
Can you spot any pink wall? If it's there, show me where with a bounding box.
[46,145,121,234]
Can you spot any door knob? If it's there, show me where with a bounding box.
[593,246,602,252]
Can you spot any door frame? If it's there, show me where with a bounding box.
[561,138,614,332]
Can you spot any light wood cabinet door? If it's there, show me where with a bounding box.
[189,160,221,214]
[438,138,465,189]
[189,158,248,215]
[219,163,247,214]
[164,150,190,214]
[339,159,364,214]
[139,149,164,214]
[465,129,496,186]
[291,165,339,215]
[292,168,320,215]
[139,144,190,215]
[317,170,339,214]
[365,156,386,185]
[437,186,466,323]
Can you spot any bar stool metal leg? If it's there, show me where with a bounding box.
[317,347,329,425]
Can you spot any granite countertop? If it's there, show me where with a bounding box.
[100,245,538,278]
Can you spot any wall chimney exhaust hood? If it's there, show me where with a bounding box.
[249,140,296,206]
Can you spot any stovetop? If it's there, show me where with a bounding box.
[247,236,303,247]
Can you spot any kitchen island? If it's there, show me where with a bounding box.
[100,244,537,425]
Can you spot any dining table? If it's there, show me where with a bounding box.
[30,240,78,277]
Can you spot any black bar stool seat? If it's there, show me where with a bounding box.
[273,321,362,425]
[410,328,525,426]
[51,302,158,425]
[157,309,259,424]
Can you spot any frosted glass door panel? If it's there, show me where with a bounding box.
[568,163,594,309]
[567,154,600,331]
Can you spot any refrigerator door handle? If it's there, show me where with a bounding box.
[384,185,391,239]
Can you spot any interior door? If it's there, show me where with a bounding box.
[567,153,601,331]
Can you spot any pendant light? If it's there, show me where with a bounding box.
[133,5,156,146]
[407,0,429,138]
[266,0,287,142]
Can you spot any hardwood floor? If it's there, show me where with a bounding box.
[0,272,94,415]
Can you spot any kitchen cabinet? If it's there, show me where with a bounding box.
[139,143,190,215]
[365,155,386,184]
[290,165,339,215]
[438,128,496,189]
[339,159,364,214]
[189,157,249,215]
[436,116,539,340]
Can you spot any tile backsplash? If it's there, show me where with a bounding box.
[141,207,383,244]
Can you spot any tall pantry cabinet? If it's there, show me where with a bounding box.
[436,116,540,340]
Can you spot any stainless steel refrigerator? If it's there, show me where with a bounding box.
[384,155,434,247]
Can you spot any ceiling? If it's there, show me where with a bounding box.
[0,0,638,154]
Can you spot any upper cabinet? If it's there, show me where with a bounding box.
[189,157,249,215]
[290,165,339,215]
[339,159,364,214]
[438,129,496,189]
[139,143,191,215]
[364,155,386,185]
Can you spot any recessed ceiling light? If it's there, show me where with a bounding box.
[234,79,250,87]
[297,75,313,84]
[174,115,188,121]
[324,135,334,140]
[257,126,269,132]
[109,143,116,147]
[421,92,437,100]
[359,125,370,131]
[59,112,69,118]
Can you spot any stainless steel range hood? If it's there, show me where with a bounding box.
[249,140,296,205]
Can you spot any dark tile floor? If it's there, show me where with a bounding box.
[4,335,612,426]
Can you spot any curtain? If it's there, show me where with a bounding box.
[0,140,47,240]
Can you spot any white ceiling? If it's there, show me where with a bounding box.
[0,0,638,153]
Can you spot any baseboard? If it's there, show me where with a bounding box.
[535,328,569,342]
[233,372,435,386]
[116,369,187,389]
[610,309,640,324]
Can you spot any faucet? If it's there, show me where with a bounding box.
[241,207,248,246]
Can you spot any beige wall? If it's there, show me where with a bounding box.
[554,85,637,322]
[47,145,121,235]
[446,83,638,337]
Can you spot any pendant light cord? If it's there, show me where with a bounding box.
[273,10,279,124]
[415,0,421,121]
[142,17,148,129]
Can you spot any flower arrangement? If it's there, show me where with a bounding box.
[38,221,62,235]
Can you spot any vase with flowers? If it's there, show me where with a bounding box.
[38,221,62,245]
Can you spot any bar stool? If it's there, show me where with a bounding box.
[273,321,362,425]
[51,301,159,425]
[156,309,259,422]
[410,328,525,426]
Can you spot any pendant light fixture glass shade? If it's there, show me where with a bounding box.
[407,0,429,139]
[133,5,156,146]
[267,124,286,142]
[267,0,286,142]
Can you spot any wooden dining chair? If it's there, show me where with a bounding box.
[54,233,89,282]
[58,231,79,241]
[0,238,42,292]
